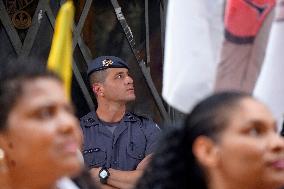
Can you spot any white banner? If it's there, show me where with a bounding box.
[254,2,284,129]
[162,0,224,113]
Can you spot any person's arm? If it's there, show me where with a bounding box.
[107,154,152,189]
[89,155,152,189]
[89,168,119,189]
[107,169,143,189]
[89,168,141,189]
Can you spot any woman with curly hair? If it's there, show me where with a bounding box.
[135,92,284,189]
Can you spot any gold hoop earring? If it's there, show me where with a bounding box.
[0,148,10,189]
[0,148,6,171]
[0,148,4,162]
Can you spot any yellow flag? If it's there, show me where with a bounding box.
[47,1,74,100]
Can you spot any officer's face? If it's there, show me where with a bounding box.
[0,78,83,181]
[101,68,136,103]
[206,98,284,189]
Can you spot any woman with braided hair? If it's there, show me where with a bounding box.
[135,92,284,189]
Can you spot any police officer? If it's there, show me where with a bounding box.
[80,56,161,189]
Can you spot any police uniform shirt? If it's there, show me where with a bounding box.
[80,111,161,171]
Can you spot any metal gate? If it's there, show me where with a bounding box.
[0,0,182,125]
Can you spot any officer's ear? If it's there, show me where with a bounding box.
[92,83,104,96]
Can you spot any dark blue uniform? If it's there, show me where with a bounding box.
[80,111,161,171]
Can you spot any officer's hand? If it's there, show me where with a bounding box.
[89,167,101,181]
[136,154,153,170]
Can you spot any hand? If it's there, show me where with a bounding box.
[136,154,153,170]
[89,167,101,182]
[89,167,119,189]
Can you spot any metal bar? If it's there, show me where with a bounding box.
[139,60,170,124]
[159,0,166,56]
[73,0,93,64]
[77,37,92,63]
[20,0,46,57]
[73,0,93,46]
[110,0,170,123]
[160,0,175,123]
[71,0,94,110]
[0,0,22,55]
[159,0,184,124]
[144,0,150,67]
[45,2,56,25]
[45,1,95,111]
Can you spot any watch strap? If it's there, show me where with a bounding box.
[99,168,110,184]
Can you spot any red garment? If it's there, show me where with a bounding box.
[225,0,275,43]
[214,7,275,93]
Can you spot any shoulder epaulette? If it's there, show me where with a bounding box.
[80,111,99,128]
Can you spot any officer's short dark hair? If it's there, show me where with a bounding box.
[88,70,107,86]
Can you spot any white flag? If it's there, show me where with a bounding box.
[253,2,284,129]
[162,0,224,113]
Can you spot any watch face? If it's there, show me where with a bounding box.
[100,170,108,178]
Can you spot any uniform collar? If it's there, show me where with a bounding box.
[81,111,137,128]
[123,112,138,122]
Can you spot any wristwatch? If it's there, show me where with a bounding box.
[99,167,110,184]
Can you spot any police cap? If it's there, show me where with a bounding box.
[87,56,129,76]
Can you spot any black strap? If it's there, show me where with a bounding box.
[110,0,170,123]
